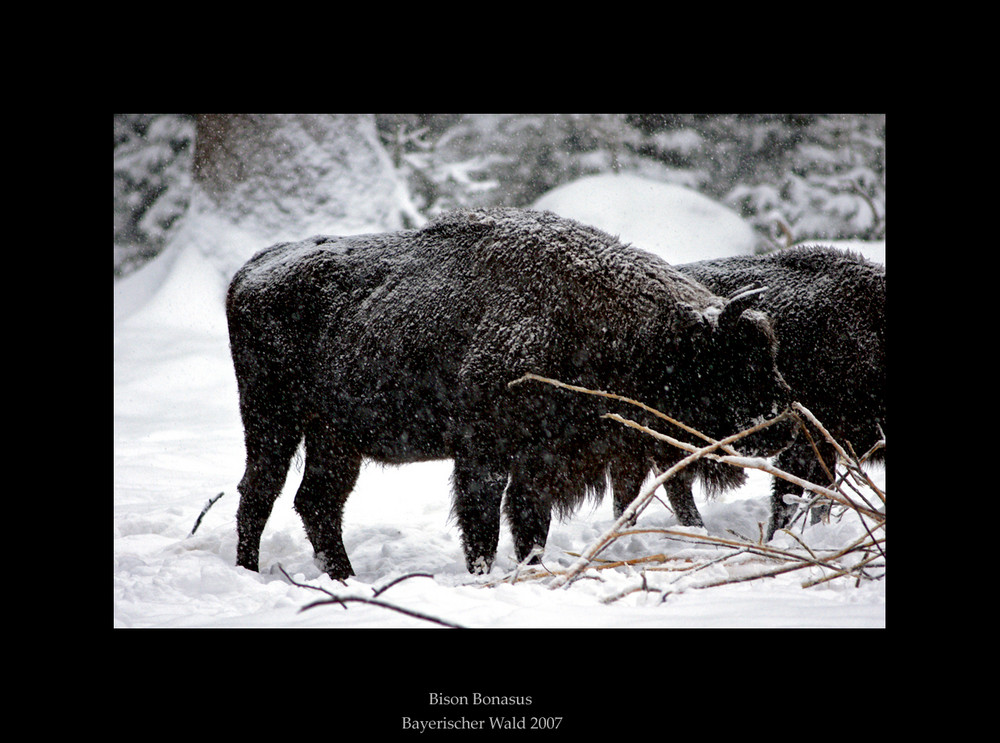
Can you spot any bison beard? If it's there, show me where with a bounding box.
[226,208,794,580]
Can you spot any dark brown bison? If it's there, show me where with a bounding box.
[226,208,795,579]
[614,246,885,539]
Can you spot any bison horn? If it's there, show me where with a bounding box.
[719,285,768,327]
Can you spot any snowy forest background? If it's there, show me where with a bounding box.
[114,113,885,277]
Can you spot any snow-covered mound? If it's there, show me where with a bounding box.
[533,173,759,264]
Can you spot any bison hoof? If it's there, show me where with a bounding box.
[236,555,260,573]
[515,545,545,566]
[765,515,790,541]
[809,503,831,524]
[316,551,354,581]
[467,555,494,575]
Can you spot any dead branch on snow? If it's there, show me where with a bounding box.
[498,375,885,599]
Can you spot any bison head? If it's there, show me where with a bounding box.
[646,286,796,458]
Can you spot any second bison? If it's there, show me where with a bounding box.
[226,208,795,579]
[614,246,886,539]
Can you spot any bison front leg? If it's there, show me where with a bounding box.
[610,461,653,525]
[293,419,362,580]
[766,480,801,540]
[663,471,705,528]
[452,453,508,574]
[503,460,554,566]
[766,439,837,540]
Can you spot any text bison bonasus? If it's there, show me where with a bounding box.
[226,208,794,580]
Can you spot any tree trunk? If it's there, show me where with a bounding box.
[190,113,403,277]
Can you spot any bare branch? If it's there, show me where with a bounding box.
[548,410,795,590]
[372,572,436,597]
[278,566,464,628]
[189,492,224,536]
[510,373,733,449]
[499,376,885,597]
[604,410,882,521]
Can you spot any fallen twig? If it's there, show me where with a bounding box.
[372,572,436,597]
[278,566,463,628]
[793,402,885,509]
[503,375,885,597]
[189,492,224,536]
[548,410,794,590]
[510,373,741,451]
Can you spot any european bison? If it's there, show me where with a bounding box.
[613,246,885,538]
[226,208,795,579]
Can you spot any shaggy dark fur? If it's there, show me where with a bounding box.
[226,208,795,579]
[623,246,885,538]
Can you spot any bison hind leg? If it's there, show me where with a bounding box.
[293,418,362,580]
[235,419,302,574]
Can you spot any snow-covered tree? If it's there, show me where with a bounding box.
[376,113,885,247]
[114,114,885,278]
[187,114,406,280]
[114,114,407,279]
[113,114,195,277]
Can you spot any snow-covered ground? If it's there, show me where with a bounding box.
[114,176,885,629]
